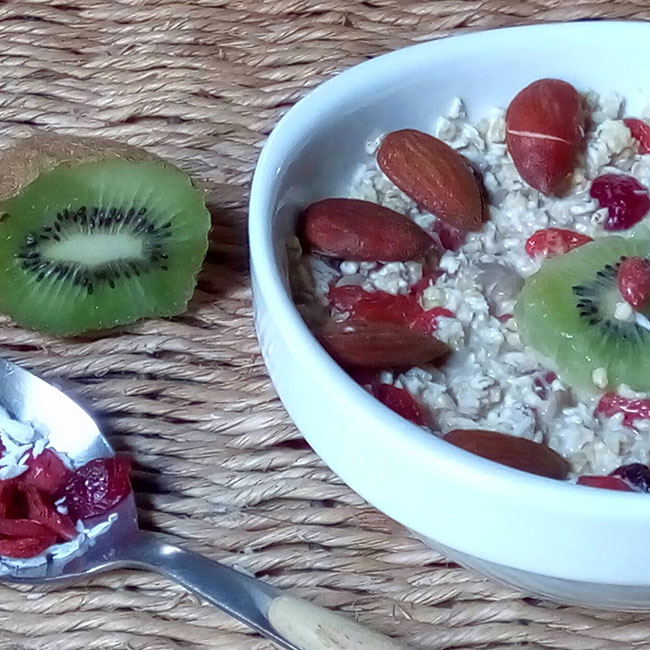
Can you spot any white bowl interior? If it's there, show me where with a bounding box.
[250,21,650,594]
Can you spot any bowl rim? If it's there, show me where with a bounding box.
[249,19,650,532]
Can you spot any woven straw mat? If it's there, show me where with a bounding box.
[2,2,650,649]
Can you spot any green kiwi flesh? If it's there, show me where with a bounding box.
[0,158,210,336]
[514,236,650,392]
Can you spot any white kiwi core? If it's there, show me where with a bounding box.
[43,234,144,265]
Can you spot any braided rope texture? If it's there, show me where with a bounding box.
[1,1,650,648]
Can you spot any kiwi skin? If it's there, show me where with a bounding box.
[0,133,169,204]
[0,133,211,336]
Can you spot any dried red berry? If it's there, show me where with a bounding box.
[64,457,132,521]
[0,480,24,519]
[327,285,366,313]
[596,392,650,428]
[590,174,650,231]
[348,369,380,392]
[431,220,465,251]
[0,448,132,559]
[624,118,650,154]
[410,306,455,335]
[409,271,443,299]
[525,228,592,258]
[577,475,633,491]
[21,448,71,496]
[618,256,650,309]
[328,285,422,324]
[532,371,558,400]
[0,519,57,539]
[373,384,426,426]
[610,463,650,492]
[24,485,76,540]
[0,536,57,558]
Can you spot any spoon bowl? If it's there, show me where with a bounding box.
[0,356,139,583]
[0,357,407,650]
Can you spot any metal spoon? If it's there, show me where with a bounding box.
[0,357,408,650]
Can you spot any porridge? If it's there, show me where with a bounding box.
[289,78,650,489]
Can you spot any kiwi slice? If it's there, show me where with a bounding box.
[514,236,650,392]
[0,134,210,336]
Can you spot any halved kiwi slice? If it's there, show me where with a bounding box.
[514,236,650,392]
[0,134,210,336]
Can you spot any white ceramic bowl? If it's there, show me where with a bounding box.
[249,21,650,610]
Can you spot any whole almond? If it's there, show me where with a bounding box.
[299,198,432,261]
[506,78,585,195]
[444,429,570,480]
[318,320,449,369]
[377,129,484,232]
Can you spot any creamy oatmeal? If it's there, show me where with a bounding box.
[290,88,650,479]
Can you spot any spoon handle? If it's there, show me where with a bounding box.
[121,531,409,650]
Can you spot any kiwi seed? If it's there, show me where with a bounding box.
[515,236,650,391]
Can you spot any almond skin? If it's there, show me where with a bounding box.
[505,78,585,195]
[318,320,450,369]
[299,198,433,261]
[377,129,484,232]
[444,429,570,480]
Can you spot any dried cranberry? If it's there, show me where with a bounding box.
[618,256,650,309]
[21,448,71,496]
[0,519,56,539]
[0,536,57,558]
[23,485,76,540]
[532,378,545,395]
[409,271,443,299]
[410,307,455,336]
[373,384,426,426]
[327,285,367,312]
[525,228,592,258]
[328,285,423,324]
[577,475,633,491]
[327,283,455,340]
[624,118,650,154]
[590,173,650,231]
[610,463,650,493]
[0,480,25,519]
[63,457,132,521]
[348,369,380,392]
[532,371,555,400]
[431,220,465,251]
[596,393,650,428]
[0,446,101,559]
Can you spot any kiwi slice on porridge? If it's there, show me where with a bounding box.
[0,134,210,336]
[514,236,650,392]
